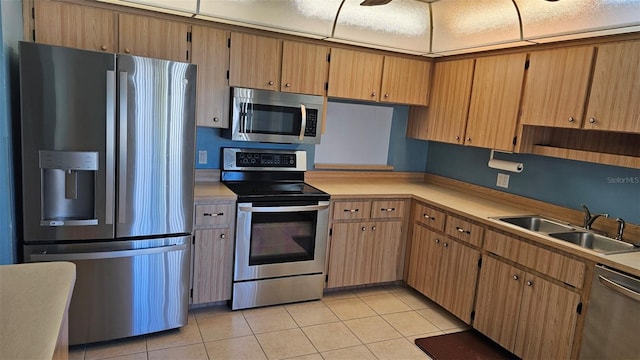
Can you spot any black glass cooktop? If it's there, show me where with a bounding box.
[223,181,330,202]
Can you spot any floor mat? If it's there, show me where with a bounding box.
[414,330,518,360]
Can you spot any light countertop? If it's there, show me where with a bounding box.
[0,261,76,360]
[195,178,640,277]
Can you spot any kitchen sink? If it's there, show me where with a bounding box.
[498,216,575,234]
[548,231,639,255]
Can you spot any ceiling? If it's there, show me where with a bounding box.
[97,0,640,56]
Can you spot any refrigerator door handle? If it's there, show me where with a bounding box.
[29,243,188,262]
[105,70,116,225]
[118,71,128,224]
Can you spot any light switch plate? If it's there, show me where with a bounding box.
[198,150,207,165]
[497,173,510,188]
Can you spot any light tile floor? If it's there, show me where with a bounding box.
[70,284,470,360]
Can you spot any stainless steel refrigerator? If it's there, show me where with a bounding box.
[18,42,196,345]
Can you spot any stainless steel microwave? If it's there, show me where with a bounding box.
[226,87,324,144]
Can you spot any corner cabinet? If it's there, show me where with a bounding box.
[192,202,235,304]
[465,53,527,151]
[406,202,481,324]
[407,58,475,143]
[191,26,230,128]
[379,56,431,106]
[327,199,407,288]
[32,0,117,52]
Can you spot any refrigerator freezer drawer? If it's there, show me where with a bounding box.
[25,236,191,345]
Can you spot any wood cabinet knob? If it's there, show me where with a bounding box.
[371,92,376,97]
[589,117,596,124]
[568,117,575,123]
[285,83,291,88]
[466,137,472,142]
[455,136,460,141]
[124,48,131,53]
[513,275,519,280]
[101,45,107,51]
[384,93,389,98]
[435,239,440,244]
[213,117,219,123]
[268,81,274,86]
[443,242,449,248]
[526,280,533,287]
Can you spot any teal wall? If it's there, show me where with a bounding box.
[0,1,22,264]
[426,142,640,224]
[195,102,430,172]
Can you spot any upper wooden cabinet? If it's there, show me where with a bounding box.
[406,59,474,143]
[328,48,384,102]
[380,56,431,106]
[281,41,329,96]
[229,32,282,91]
[520,46,594,129]
[466,52,527,151]
[328,48,431,105]
[33,1,116,52]
[118,13,189,62]
[191,26,230,128]
[585,40,640,133]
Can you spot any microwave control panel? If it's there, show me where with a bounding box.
[304,109,318,137]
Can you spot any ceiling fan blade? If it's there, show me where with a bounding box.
[360,0,393,6]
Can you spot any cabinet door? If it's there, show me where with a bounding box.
[281,41,329,96]
[407,59,474,143]
[380,56,431,106]
[193,229,233,304]
[585,40,640,133]
[474,256,524,352]
[406,225,443,299]
[34,1,116,52]
[327,48,383,101]
[436,239,480,324]
[369,221,403,283]
[229,32,281,91]
[514,273,580,360]
[191,26,229,128]
[520,46,594,128]
[466,53,527,151]
[327,222,368,288]
[118,13,189,62]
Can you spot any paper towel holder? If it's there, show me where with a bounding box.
[488,150,524,173]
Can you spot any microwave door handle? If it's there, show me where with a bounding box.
[299,104,306,141]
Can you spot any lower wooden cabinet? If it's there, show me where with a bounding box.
[193,228,233,304]
[406,224,479,323]
[192,202,234,304]
[327,220,402,288]
[474,256,581,360]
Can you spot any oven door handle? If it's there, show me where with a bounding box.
[239,204,329,213]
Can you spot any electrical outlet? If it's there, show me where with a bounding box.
[198,150,207,165]
[496,173,510,188]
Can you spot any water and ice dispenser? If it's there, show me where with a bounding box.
[39,150,99,226]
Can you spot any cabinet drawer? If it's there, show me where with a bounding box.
[370,200,406,219]
[485,230,585,288]
[195,204,233,226]
[413,202,446,231]
[445,215,484,247]
[332,200,371,220]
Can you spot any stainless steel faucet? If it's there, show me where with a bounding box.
[581,204,609,230]
[615,218,625,241]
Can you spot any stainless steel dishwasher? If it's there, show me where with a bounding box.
[579,264,640,360]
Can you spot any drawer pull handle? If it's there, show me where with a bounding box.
[456,226,471,234]
[423,214,435,220]
[344,209,359,213]
[381,208,395,212]
[203,212,224,217]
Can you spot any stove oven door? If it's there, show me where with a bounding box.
[234,200,330,281]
